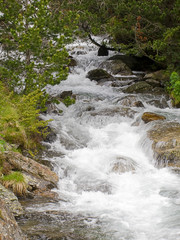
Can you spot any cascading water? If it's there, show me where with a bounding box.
[23,38,180,240]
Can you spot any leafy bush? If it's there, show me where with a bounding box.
[169,72,180,105]
[0,82,50,150]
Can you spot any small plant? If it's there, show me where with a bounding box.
[168,71,180,106]
[0,82,51,150]
[1,171,27,196]
[0,139,6,152]
[63,96,76,107]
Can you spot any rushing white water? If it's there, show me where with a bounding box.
[38,38,180,240]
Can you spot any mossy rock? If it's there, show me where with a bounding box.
[86,69,113,82]
[124,81,153,93]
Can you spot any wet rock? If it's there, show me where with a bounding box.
[145,79,161,87]
[117,95,144,108]
[147,122,180,168]
[108,55,162,71]
[68,56,77,67]
[147,99,169,109]
[152,87,166,94]
[0,184,23,216]
[90,106,137,119]
[0,199,27,240]
[100,59,132,75]
[23,173,58,200]
[124,81,153,94]
[142,112,166,123]
[57,90,73,99]
[42,126,57,143]
[111,156,137,173]
[144,70,169,87]
[0,152,58,185]
[86,69,113,82]
[17,211,108,240]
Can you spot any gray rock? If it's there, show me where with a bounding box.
[110,156,138,173]
[147,122,180,168]
[108,55,162,71]
[90,106,137,119]
[86,69,113,82]
[0,184,23,216]
[124,81,153,93]
[0,199,27,240]
[117,95,144,108]
[143,70,169,87]
[147,99,169,109]
[100,59,132,75]
[0,152,58,185]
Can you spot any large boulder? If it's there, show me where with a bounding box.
[0,199,27,240]
[100,59,132,75]
[147,122,180,168]
[124,81,153,94]
[0,152,58,185]
[108,55,162,71]
[142,112,166,123]
[143,70,169,87]
[0,152,59,199]
[86,69,113,82]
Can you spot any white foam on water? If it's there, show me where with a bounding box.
[41,38,180,240]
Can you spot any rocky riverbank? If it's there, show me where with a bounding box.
[0,150,59,240]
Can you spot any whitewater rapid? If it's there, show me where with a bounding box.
[36,38,180,240]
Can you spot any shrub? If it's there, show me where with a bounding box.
[169,72,180,106]
[0,82,51,150]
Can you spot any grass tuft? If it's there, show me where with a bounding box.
[1,171,27,196]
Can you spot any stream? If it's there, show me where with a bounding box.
[18,38,180,240]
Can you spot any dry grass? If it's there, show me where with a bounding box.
[1,171,27,196]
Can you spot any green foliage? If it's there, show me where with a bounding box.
[62,0,179,68]
[0,0,78,94]
[0,81,50,150]
[0,136,6,152]
[63,96,76,107]
[1,171,24,182]
[168,72,180,105]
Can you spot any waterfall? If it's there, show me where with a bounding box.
[28,38,180,240]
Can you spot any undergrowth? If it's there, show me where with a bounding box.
[0,81,51,151]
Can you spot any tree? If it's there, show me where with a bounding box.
[60,0,180,70]
[0,0,78,94]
